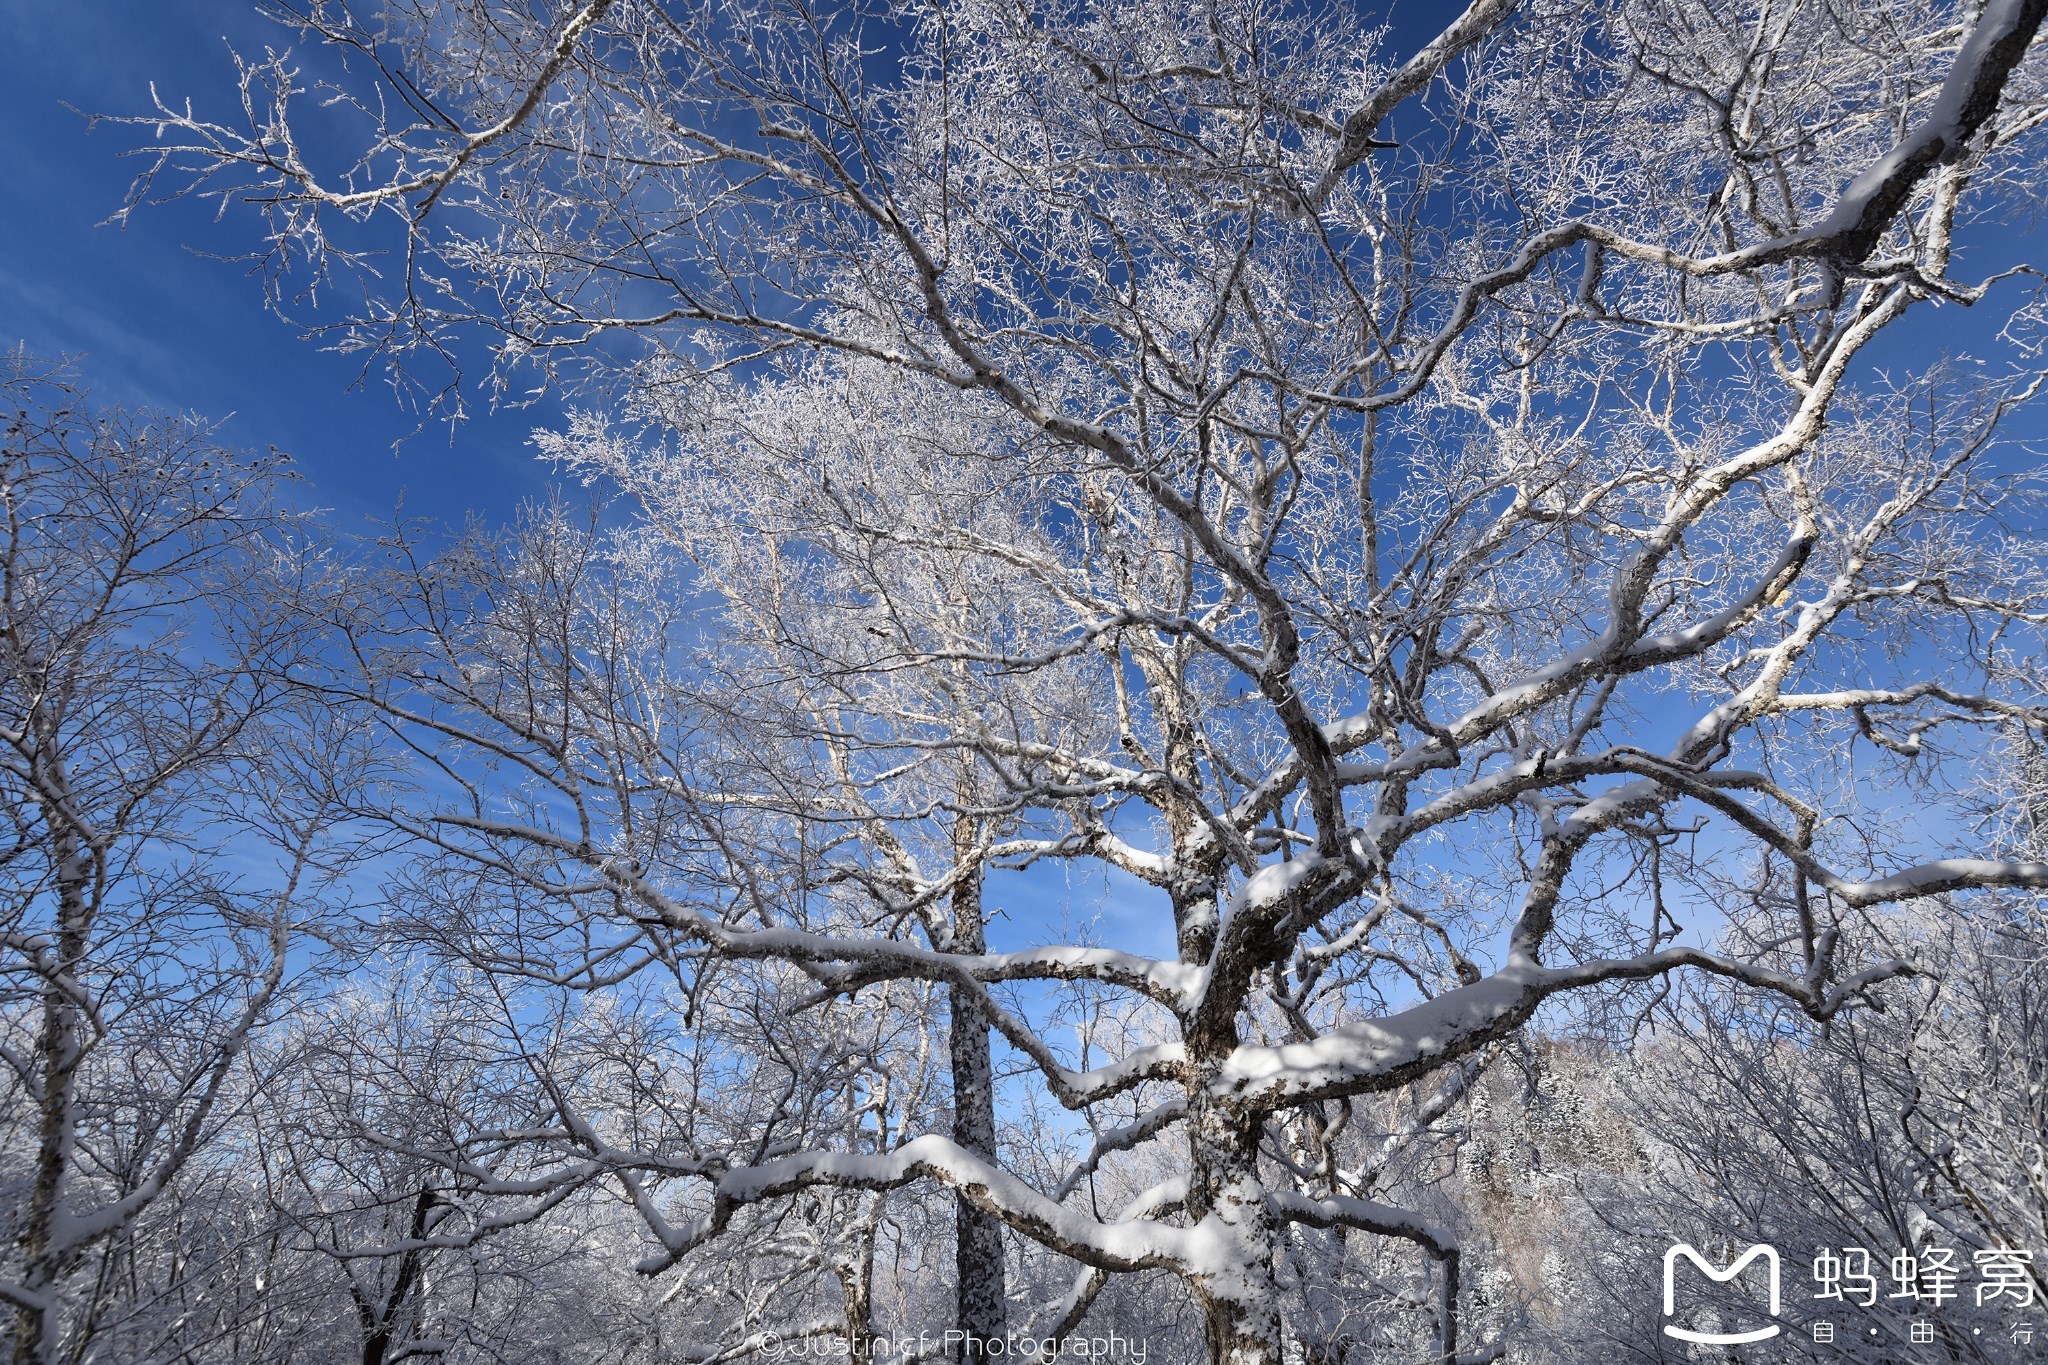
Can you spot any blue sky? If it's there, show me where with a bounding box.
[0,0,1462,538]
[0,0,1190,987]
[0,1,563,531]
[12,4,2036,532]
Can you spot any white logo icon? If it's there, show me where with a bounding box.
[1662,1243,1782,1345]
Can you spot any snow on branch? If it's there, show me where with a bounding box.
[637,1135,1199,1276]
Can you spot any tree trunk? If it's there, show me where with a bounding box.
[837,1210,883,1363]
[1188,1093,1285,1365]
[358,1186,439,1365]
[948,848,1009,1357]
[11,818,92,1365]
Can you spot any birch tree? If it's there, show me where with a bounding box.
[120,0,2048,1359]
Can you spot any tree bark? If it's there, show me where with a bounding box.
[837,1209,883,1363]
[1188,1093,1285,1365]
[948,848,1009,1357]
[10,787,92,1365]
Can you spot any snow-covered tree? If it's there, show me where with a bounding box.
[317,503,975,1358]
[0,357,362,1365]
[1515,727,2048,1363]
[118,1,2048,1359]
[237,970,680,1365]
